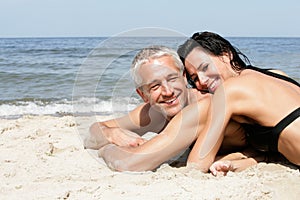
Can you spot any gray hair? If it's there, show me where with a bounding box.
[131,45,184,88]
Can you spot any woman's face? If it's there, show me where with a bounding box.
[184,48,235,93]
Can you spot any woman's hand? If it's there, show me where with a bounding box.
[210,154,258,176]
[209,160,233,176]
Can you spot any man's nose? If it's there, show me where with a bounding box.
[161,81,174,96]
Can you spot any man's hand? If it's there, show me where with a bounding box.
[84,123,147,150]
[108,127,146,147]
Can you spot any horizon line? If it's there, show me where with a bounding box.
[1,35,300,39]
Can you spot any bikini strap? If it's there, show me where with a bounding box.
[246,65,300,87]
[270,107,300,151]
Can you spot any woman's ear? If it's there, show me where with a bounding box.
[136,88,149,103]
[221,53,231,64]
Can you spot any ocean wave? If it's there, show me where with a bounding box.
[0,97,142,119]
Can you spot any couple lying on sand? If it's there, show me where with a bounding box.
[84,31,300,176]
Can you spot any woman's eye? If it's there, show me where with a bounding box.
[191,75,198,82]
[202,65,208,72]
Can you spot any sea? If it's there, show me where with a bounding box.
[1,36,300,119]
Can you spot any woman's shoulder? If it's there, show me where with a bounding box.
[221,73,262,100]
[224,71,257,87]
[234,68,272,85]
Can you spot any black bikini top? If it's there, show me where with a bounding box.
[246,65,300,87]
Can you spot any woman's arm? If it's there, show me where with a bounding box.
[187,80,252,172]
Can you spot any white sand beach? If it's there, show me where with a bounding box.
[1,115,300,200]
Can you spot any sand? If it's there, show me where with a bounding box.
[0,115,300,200]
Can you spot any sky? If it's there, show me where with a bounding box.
[1,0,300,38]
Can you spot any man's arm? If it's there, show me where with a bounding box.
[98,97,211,171]
[84,103,167,150]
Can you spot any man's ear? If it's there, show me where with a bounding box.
[183,70,188,85]
[136,88,149,103]
[183,69,187,78]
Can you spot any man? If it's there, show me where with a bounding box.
[84,46,206,149]
[85,46,246,172]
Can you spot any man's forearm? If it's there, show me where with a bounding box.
[98,144,150,171]
[98,141,179,172]
[99,130,195,172]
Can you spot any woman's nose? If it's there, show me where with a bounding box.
[197,72,209,85]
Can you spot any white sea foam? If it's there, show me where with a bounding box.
[0,97,141,118]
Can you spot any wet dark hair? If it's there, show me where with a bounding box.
[177,31,251,72]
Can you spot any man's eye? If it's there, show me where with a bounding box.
[150,84,160,90]
[168,76,178,82]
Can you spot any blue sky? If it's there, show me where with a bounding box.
[1,0,300,37]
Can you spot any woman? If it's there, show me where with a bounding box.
[177,31,300,175]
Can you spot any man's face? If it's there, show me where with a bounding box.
[136,55,188,119]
